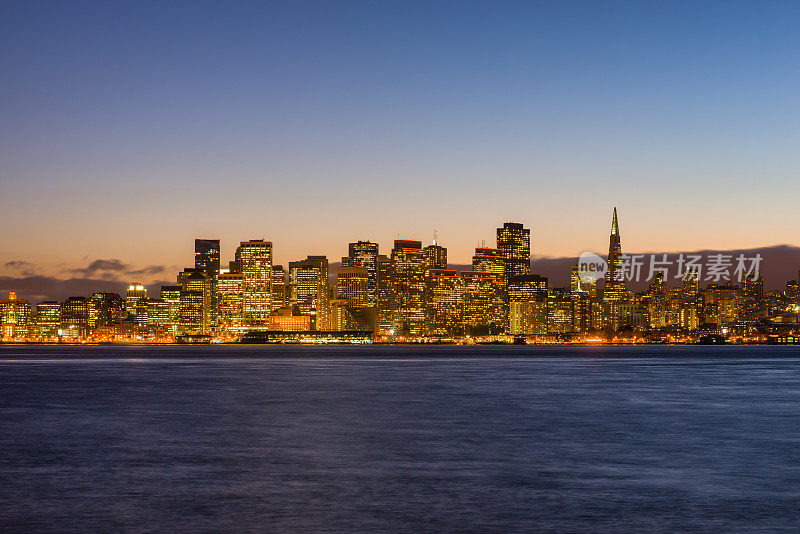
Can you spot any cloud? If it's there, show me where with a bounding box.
[67,258,167,279]
[4,260,37,276]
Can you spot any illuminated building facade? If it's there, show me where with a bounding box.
[603,207,631,332]
[178,268,212,333]
[345,241,380,307]
[88,292,125,330]
[497,222,531,278]
[289,255,330,330]
[238,240,273,330]
[0,291,32,340]
[703,284,740,329]
[424,269,463,337]
[389,240,426,336]
[159,286,181,334]
[424,243,448,271]
[125,283,147,321]
[61,296,90,338]
[33,301,61,338]
[376,254,392,334]
[508,275,548,335]
[472,248,506,283]
[461,270,505,336]
[337,265,369,307]
[271,265,286,311]
[217,273,244,336]
[194,239,220,325]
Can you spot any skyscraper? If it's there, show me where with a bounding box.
[33,301,61,339]
[337,265,369,307]
[160,285,181,335]
[497,222,531,278]
[345,241,379,307]
[389,240,426,336]
[271,265,286,311]
[461,270,505,336]
[472,247,506,283]
[0,291,31,340]
[237,240,273,330]
[603,207,629,332]
[125,283,147,322]
[507,274,548,336]
[424,269,463,337]
[423,243,448,271]
[88,292,125,329]
[217,273,244,336]
[289,255,329,330]
[194,239,220,325]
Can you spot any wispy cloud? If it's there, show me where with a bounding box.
[66,258,167,279]
[4,260,37,276]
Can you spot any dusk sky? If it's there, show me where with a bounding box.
[2,1,799,283]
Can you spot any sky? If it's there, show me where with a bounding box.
[1,0,799,285]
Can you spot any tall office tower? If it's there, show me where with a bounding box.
[125,283,148,321]
[178,268,212,334]
[88,292,125,330]
[0,291,31,340]
[345,241,380,307]
[389,240,427,337]
[471,247,508,329]
[34,301,61,339]
[178,289,204,336]
[497,222,531,278]
[160,286,181,335]
[547,288,575,334]
[680,271,700,331]
[602,207,629,332]
[703,284,740,329]
[271,265,286,311]
[646,273,668,330]
[786,279,800,304]
[61,297,90,339]
[665,287,683,327]
[217,272,244,337]
[507,274,548,336]
[424,243,448,271]
[472,247,506,283]
[376,255,393,334]
[289,255,329,330]
[570,265,597,298]
[237,240,273,330]
[570,267,596,334]
[461,270,506,336]
[144,299,170,336]
[740,275,765,324]
[337,265,369,307]
[333,264,375,331]
[423,269,463,337]
[194,239,220,325]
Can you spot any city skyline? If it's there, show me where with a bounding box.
[2,208,800,345]
[2,2,800,276]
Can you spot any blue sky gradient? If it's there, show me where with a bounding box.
[1,1,799,277]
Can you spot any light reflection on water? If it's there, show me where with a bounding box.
[1,345,799,532]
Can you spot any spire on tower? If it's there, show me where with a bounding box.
[611,207,619,236]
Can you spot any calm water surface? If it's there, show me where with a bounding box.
[1,345,799,532]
